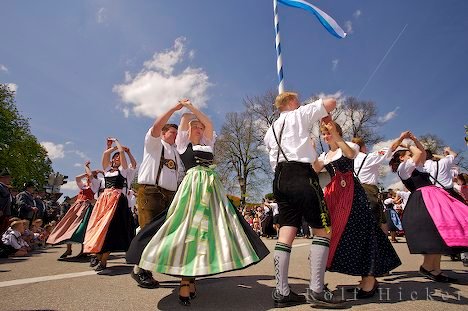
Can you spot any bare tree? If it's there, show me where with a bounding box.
[244,90,278,138]
[214,111,270,206]
[419,133,445,154]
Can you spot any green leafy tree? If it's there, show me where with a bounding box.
[0,84,53,189]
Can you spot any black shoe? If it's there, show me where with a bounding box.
[179,284,191,307]
[430,273,457,283]
[272,289,306,308]
[131,270,159,289]
[189,279,197,299]
[356,281,379,299]
[94,262,107,272]
[306,288,345,307]
[89,257,99,267]
[59,250,72,258]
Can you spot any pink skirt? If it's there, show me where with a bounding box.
[420,185,468,247]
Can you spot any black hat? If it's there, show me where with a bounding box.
[0,168,11,177]
[24,181,36,189]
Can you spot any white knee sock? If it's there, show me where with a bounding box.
[309,236,330,293]
[274,242,292,296]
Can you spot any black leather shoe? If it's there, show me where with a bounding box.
[131,270,159,289]
[189,279,197,299]
[306,288,345,307]
[89,257,99,267]
[59,250,72,258]
[94,262,107,272]
[356,281,379,299]
[272,289,306,308]
[179,284,191,306]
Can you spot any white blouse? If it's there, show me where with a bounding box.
[176,130,215,155]
[318,142,359,165]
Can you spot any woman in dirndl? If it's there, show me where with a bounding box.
[313,120,400,299]
[83,139,135,271]
[138,99,269,306]
[389,131,468,283]
[47,161,101,259]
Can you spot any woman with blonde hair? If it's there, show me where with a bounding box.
[138,99,268,306]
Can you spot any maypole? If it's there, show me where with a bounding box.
[273,0,285,94]
[273,0,347,95]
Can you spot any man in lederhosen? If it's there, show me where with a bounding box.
[128,102,185,288]
[264,92,343,308]
[352,137,393,232]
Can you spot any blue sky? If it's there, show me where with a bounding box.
[1,0,467,198]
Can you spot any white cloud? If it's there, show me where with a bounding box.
[97,7,107,24]
[353,10,362,18]
[60,181,79,192]
[113,37,211,118]
[378,107,399,123]
[6,83,17,92]
[73,163,82,167]
[41,142,65,160]
[331,59,339,71]
[0,64,8,73]
[344,21,353,34]
[65,141,73,145]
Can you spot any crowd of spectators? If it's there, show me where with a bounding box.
[0,168,74,258]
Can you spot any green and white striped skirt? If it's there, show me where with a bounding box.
[139,166,268,277]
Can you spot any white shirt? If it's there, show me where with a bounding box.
[175,130,215,154]
[76,177,101,194]
[318,142,359,165]
[138,128,185,191]
[270,202,279,216]
[396,190,410,210]
[264,99,328,170]
[127,190,136,209]
[354,148,393,185]
[423,155,455,188]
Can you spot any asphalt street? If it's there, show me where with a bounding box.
[0,237,467,311]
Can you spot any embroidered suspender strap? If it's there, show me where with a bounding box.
[272,118,289,164]
[155,147,165,186]
[355,154,369,178]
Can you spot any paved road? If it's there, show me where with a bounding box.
[1,238,467,311]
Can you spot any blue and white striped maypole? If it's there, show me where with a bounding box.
[273,0,347,95]
[273,0,285,94]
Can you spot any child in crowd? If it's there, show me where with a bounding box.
[1,220,29,257]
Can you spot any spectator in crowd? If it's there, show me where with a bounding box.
[454,173,468,204]
[16,181,38,222]
[1,220,29,257]
[0,168,13,234]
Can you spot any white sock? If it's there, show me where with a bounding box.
[309,236,330,293]
[133,265,142,274]
[274,242,292,296]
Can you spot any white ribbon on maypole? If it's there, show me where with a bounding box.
[273,0,347,94]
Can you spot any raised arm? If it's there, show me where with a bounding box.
[390,131,411,152]
[75,172,88,185]
[124,147,137,168]
[115,139,128,170]
[443,146,457,158]
[322,98,337,113]
[84,161,92,177]
[150,102,184,138]
[407,132,426,166]
[180,99,214,141]
[312,159,325,173]
[101,145,117,170]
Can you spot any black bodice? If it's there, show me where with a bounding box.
[104,169,126,189]
[400,169,432,192]
[179,143,214,170]
[324,156,354,177]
